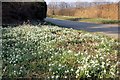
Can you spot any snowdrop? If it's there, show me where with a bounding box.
[2,24,119,79]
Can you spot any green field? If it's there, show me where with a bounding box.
[2,24,119,79]
[49,15,120,24]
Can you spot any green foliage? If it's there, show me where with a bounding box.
[49,15,120,24]
[2,25,119,79]
[101,20,120,24]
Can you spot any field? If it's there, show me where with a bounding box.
[2,24,119,79]
[49,15,120,24]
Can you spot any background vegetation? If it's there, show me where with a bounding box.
[49,15,120,24]
[47,2,119,21]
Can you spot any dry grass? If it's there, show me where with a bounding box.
[48,3,119,20]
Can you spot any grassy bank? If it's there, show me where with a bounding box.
[49,15,120,24]
[2,24,119,79]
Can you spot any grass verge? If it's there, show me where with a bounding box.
[49,15,120,24]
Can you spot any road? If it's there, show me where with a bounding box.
[45,18,119,38]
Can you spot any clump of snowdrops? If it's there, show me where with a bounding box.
[1,24,119,79]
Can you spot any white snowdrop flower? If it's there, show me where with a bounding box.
[20,69,22,72]
[49,58,51,61]
[91,60,95,64]
[100,57,104,60]
[20,67,23,69]
[64,76,67,78]
[49,64,51,66]
[53,72,55,74]
[65,70,69,73]
[56,75,59,79]
[14,71,16,73]
[114,56,117,59]
[76,75,78,78]
[78,52,81,55]
[81,53,84,55]
[59,64,62,67]
[108,61,111,64]
[58,68,61,70]
[104,70,106,73]
[117,71,119,74]
[62,65,65,68]
[101,64,105,68]
[77,60,80,63]
[71,68,74,71]
[85,51,88,55]
[55,71,58,73]
[74,54,79,56]
[116,61,120,66]
[87,74,91,77]
[9,61,12,64]
[13,61,16,63]
[110,72,115,76]
[103,55,106,57]
[51,76,54,78]
[76,69,79,74]
[51,56,53,58]
[68,50,72,53]
[106,59,110,62]
[96,54,99,58]
[54,53,57,55]
[18,72,21,74]
[49,68,52,71]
